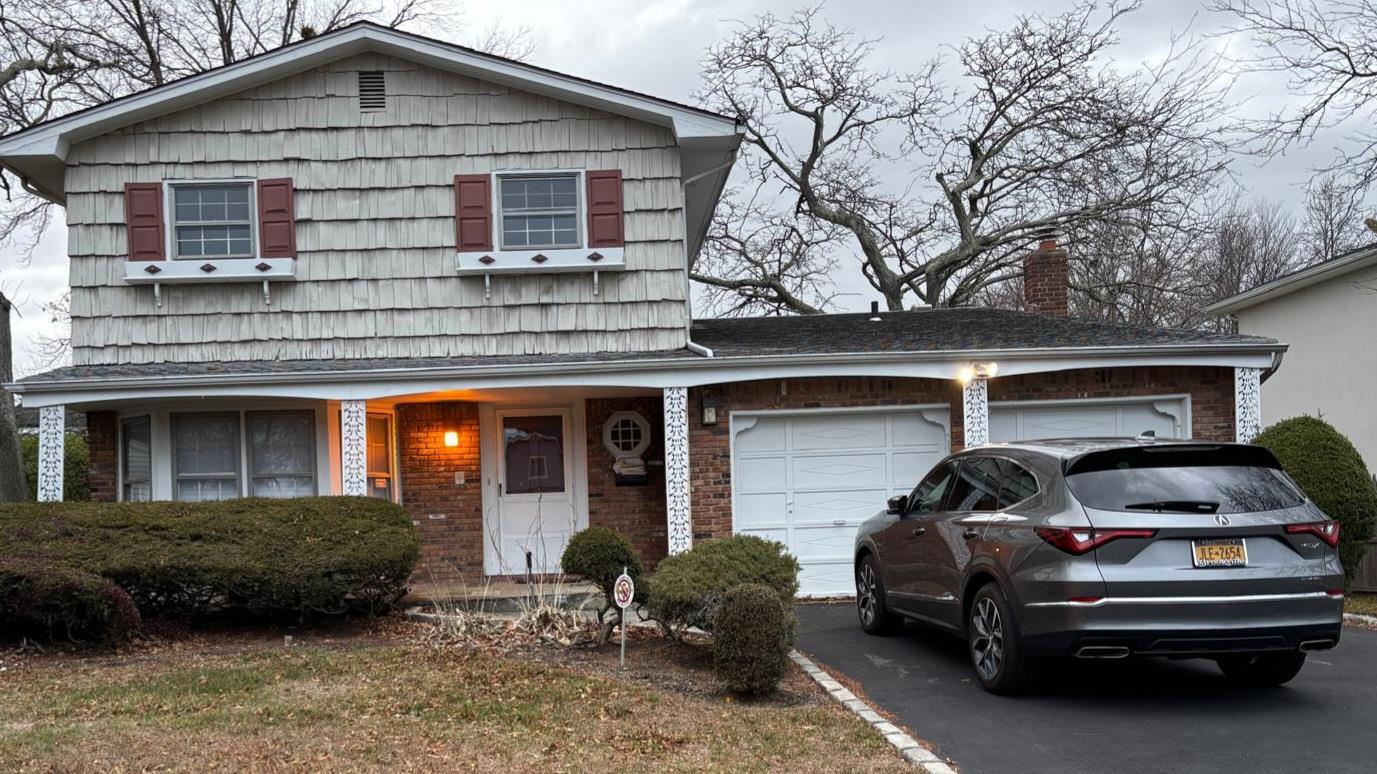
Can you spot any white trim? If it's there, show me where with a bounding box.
[456,247,624,275]
[124,257,296,284]
[162,178,259,262]
[962,379,989,446]
[1235,366,1263,443]
[37,406,65,502]
[1204,245,1377,316]
[988,393,1194,440]
[10,348,1284,408]
[602,410,651,459]
[341,399,368,496]
[663,386,692,554]
[494,169,583,252]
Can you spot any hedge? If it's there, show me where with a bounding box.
[713,583,795,694]
[646,535,800,633]
[1253,416,1377,584]
[0,559,141,644]
[0,497,419,618]
[20,433,90,502]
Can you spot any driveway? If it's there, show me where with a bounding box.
[796,602,1375,774]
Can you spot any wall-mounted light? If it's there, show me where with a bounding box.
[443,430,459,447]
[701,398,721,426]
[957,362,999,386]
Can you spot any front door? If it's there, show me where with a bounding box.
[492,408,581,575]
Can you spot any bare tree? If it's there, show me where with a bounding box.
[696,2,1235,315]
[1215,0,1377,188]
[0,291,27,500]
[1301,174,1367,261]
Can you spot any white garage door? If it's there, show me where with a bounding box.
[732,408,950,596]
[989,397,1188,442]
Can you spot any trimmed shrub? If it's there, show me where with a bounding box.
[0,496,419,618]
[561,526,646,604]
[1254,416,1377,584]
[20,433,90,502]
[647,535,800,633]
[0,559,141,644]
[713,583,795,694]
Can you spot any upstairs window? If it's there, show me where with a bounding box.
[498,174,580,250]
[171,182,255,259]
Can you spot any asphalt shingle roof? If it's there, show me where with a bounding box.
[16,307,1278,385]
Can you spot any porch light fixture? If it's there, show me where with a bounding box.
[957,362,999,386]
[443,430,459,447]
[701,398,721,426]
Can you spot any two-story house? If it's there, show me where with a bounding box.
[0,23,1285,595]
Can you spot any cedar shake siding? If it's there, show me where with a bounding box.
[64,52,690,366]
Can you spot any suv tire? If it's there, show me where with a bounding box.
[856,554,901,635]
[968,582,1032,694]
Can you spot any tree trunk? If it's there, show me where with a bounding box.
[0,292,28,501]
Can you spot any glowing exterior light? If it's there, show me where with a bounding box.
[443,431,459,447]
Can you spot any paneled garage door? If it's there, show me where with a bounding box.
[989,397,1189,442]
[731,408,950,596]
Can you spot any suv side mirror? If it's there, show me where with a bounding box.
[886,494,908,515]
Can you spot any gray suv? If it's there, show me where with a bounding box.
[854,439,1344,694]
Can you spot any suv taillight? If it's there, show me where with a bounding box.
[1034,526,1157,555]
[1285,520,1341,548]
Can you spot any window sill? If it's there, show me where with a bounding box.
[124,257,297,285]
[455,247,625,275]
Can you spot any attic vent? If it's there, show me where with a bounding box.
[358,71,386,111]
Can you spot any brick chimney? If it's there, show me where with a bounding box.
[1023,233,1069,317]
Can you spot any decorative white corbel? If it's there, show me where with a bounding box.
[1235,366,1263,443]
[37,406,65,502]
[962,378,990,447]
[341,400,368,496]
[663,386,692,554]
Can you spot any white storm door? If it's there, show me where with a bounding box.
[732,408,950,597]
[494,408,582,575]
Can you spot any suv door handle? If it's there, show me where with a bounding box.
[912,526,926,537]
[962,528,981,540]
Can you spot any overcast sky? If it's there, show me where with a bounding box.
[1,0,1346,377]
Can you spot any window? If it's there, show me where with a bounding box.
[602,411,650,459]
[171,182,254,259]
[498,174,580,249]
[366,414,394,500]
[996,459,1038,509]
[121,416,152,502]
[502,414,566,494]
[909,462,957,515]
[1067,466,1304,514]
[172,413,241,501]
[948,457,1002,512]
[246,411,316,498]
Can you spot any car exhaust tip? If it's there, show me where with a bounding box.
[1299,639,1335,652]
[1073,645,1131,659]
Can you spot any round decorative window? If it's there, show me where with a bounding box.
[603,411,651,458]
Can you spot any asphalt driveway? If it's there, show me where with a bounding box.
[796,602,1375,774]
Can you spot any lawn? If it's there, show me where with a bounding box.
[0,624,908,773]
[1346,592,1377,618]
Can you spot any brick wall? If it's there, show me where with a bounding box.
[585,396,668,568]
[86,410,117,502]
[397,401,483,583]
[686,367,1235,541]
[1023,245,1070,316]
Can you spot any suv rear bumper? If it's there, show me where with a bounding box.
[1017,590,1344,658]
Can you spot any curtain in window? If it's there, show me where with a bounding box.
[122,416,152,502]
[247,411,316,498]
[366,415,392,499]
[173,413,240,501]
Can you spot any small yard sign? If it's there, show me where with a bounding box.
[614,567,635,668]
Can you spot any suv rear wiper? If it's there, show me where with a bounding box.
[1123,500,1220,513]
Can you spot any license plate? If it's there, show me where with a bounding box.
[1192,538,1247,568]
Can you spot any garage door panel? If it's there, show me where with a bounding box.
[893,450,944,485]
[990,399,1185,443]
[891,413,946,447]
[793,489,890,524]
[792,525,856,559]
[737,527,790,545]
[799,561,854,598]
[792,453,889,489]
[733,456,788,492]
[735,492,789,528]
[734,418,788,453]
[790,414,888,450]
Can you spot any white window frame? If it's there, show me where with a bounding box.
[495,170,584,251]
[602,410,651,459]
[170,411,243,501]
[245,410,319,498]
[163,178,260,262]
[365,412,397,502]
[119,415,153,502]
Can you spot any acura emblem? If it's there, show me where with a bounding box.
[1215,514,1231,527]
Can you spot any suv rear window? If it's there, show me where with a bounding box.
[1064,445,1305,514]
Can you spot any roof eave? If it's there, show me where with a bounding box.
[1204,245,1377,316]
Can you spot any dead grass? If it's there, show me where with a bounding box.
[1346,592,1377,618]
[0,621,906,773]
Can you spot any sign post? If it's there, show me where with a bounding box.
[613,566,635,670]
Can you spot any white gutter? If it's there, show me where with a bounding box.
[680,156,740,358]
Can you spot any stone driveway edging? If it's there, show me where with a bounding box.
[789,650,958,774]
[1344,612,1377,628]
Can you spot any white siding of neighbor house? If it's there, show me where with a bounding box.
[64,52,690,365]
[1233,263,1377,473]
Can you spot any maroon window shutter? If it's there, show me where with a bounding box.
[454,174,492,251]
[123,183,165,261]
[586,170,624,248]
[257,178,297,258]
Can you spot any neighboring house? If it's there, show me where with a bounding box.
[0,23,1284,595]
[1205,243,1377,474]
[13,406,86,436]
